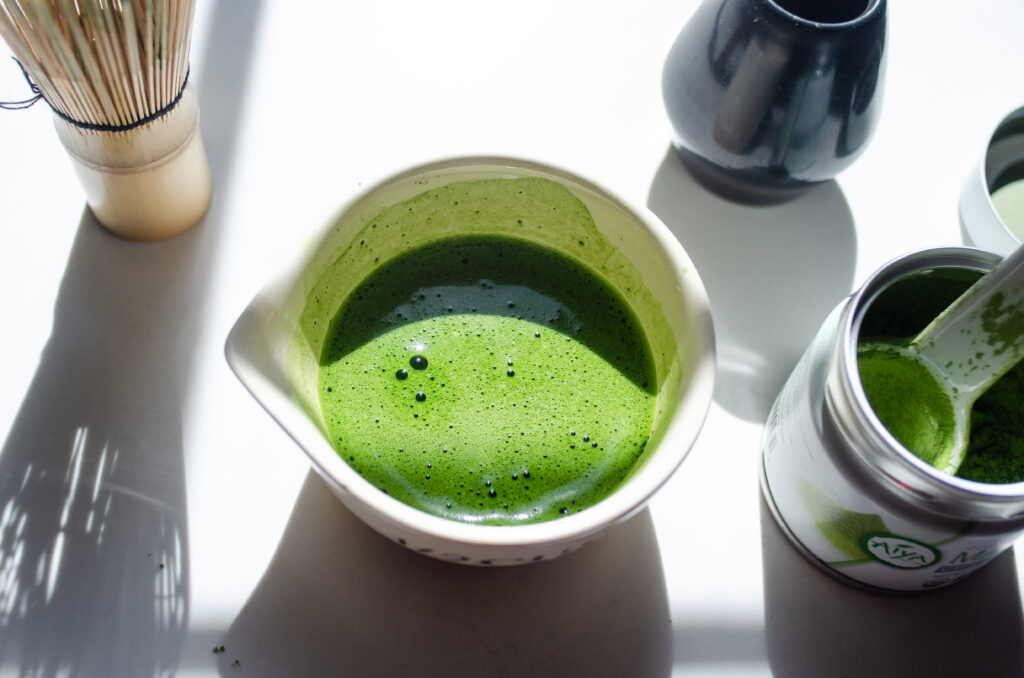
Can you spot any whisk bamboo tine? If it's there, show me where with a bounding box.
[119,0,146,122]
[1,0,195,126]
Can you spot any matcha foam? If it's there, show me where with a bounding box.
[317,230,657,524]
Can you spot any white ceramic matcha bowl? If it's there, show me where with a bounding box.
[225,157,715,565]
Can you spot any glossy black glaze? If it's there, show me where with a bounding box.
[663,0,886,202]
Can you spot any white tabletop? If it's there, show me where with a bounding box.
[1,1,1023,676]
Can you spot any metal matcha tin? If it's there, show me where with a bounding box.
[761,247,1024,592]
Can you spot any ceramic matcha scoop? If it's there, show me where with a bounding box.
[906,243,1024,473]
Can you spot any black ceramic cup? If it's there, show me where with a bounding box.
[663,0,887,203]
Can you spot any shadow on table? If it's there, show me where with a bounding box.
[217,470,672,677]
[648,147,857,423]
[761,494,1024,677]
[0,0,264,673]
[672,620,766,671]
[0,210,197,677]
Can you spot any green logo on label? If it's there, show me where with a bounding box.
[861,534,940,569]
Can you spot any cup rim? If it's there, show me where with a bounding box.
[227,155,716,552]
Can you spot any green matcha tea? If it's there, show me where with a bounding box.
[857,268,1024,483]
[317,231,657,525]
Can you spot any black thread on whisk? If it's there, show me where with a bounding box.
[52,67,191,132]
[1,57,191,132]
[0,58,43,110]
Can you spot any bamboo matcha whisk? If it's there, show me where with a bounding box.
[0,0,211,241]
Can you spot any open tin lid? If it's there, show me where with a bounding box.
[960,105,1024,256]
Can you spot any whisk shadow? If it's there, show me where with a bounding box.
[0,211,199,677]
[216,470,673,678]
[0,0,266,673]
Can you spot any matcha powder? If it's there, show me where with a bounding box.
[958,361,1024,484]
[857,346,956,467]
[857,268,1024,485]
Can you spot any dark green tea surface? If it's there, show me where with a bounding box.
[318,235,656,524]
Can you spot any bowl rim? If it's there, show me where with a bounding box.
[225,154,716,550]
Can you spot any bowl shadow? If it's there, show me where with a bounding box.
[760,493,1024,677]
[216,470,673,677]
[648,147,857,422]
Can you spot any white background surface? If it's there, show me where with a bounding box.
[1,1,1023,676]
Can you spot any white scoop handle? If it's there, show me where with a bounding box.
[911,243,1024,402]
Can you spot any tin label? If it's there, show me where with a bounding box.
[860,534,939,569]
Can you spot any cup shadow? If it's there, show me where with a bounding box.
[760,494,1024,677]
[647,147,857,422]
[217,470,673,678]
